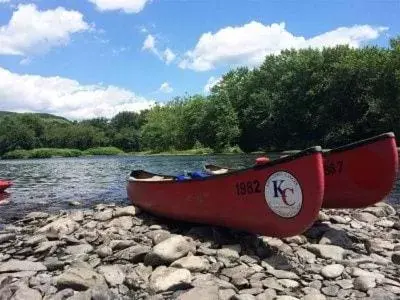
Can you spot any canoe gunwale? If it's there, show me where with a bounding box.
[323,132,395,155]
[129,146,322,184]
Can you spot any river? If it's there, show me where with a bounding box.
[0,154,399,224]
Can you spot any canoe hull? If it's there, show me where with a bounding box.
[323,133,398,208]
[0,181,12,193]
[127,148,324,238]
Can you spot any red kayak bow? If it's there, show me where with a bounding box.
[0,180,13,193]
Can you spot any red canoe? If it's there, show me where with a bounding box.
[0,180,13,193]
[127,147,325,237]
[205,132,398,209]
[322,132,398,208]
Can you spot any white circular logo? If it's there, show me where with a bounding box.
[265,171,303,218]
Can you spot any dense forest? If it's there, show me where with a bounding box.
[1,38,400,158]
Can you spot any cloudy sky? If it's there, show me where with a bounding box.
[0,0,398,119]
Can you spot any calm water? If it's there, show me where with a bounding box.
[0,155,399,224]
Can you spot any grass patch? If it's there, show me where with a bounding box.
[82,147,124,156]
[2,149,30,159]
[2,148,82,159]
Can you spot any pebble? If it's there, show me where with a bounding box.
[0,203,397,300]
[145,235,194,266]
[149,266,191,293]
[320,264,344,278]
[353,276,376,291]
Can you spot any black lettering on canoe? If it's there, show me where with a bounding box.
[235,180,262,195]
[324,160,344,176]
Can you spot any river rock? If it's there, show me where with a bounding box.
[114,206,141,217]
[37,217,79,238]
[109,245,151,263]
[221,264,256,279]
[25,235,47,246]
[145,235,194,266]
[44,257,65,271]
[96,246,113,258]
[353,276,376,291]
[25,211,49,219]
[391,252,400,264]
[34,241,65,253]
[11,284,42,300]
[217,248,240,265]
[70,210,84,222]
[306,244,346,260]
[274,296,299,300]
[319,229,353,249]
[261,277,285,291]
[301,294,326,300]
[0,233,15,244]
[267,269,299,279]
[0,259,46,273]
[296,248,316,264]
[336,279,353,289]
[365,203,396,217]
[219,289,236,300]
[321,285,339,297]
[56,266,106,290]
[124,263,152,290]
[106,216,133,230]
[171,255,210,272]
[350,267,385,279]
[277,279,299,288]
[375,219,395,228]
[149,266,191,293]
[320,264,344,278]
[98,265,125,286]
[177,286,219,300]
[353,212,377,223]
[255,289,276,300]
[146,229,171,245]
[109,240,136,250]
[94,209,113,221]
[65,244,94,256]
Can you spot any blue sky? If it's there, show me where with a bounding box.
[0,0,398,119]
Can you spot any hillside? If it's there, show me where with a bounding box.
[0,111,71,124]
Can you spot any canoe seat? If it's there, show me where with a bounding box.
[129,170,175,182]
[129,176,173,182]
[210,168,229,175]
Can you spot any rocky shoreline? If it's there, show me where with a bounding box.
[0,202,399,300]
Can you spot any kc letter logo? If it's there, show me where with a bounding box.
[265,171,303,218]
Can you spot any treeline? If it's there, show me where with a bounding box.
[1,38,400,156]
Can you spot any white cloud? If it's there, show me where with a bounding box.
[0,4,89,56]
[142,34,156,52]
[112,46,128,56]
[204,76,222,93]
[142,34,176,65]
[179,21,388,71]
[19,57,31,65]
[0,0,10,3]
[0,67,155,120]
[88,0,150,13]
[163,48,176,65]
[158,82,173,93]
